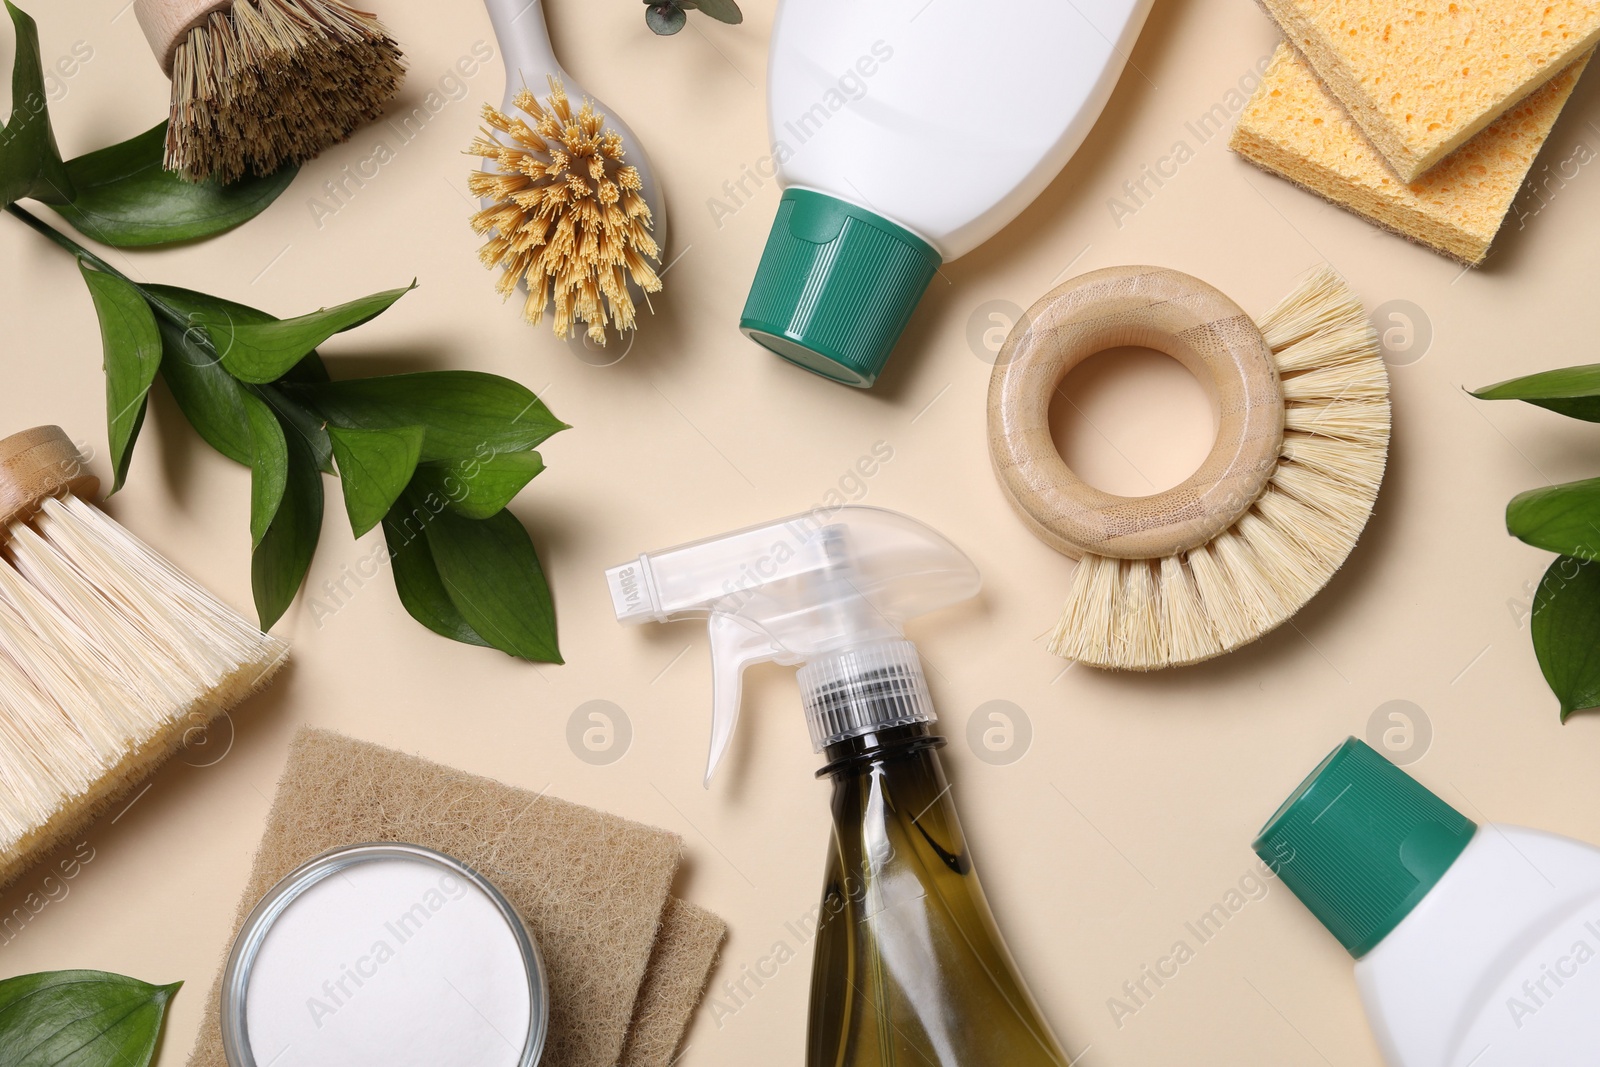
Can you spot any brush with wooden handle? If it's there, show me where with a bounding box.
[134,0,405,183]
[0,427,287,891]
[989,266,1390,670]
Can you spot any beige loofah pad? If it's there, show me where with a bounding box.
[187,728,724,1067]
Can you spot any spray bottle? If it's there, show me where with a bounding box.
[607,506,1071,1065]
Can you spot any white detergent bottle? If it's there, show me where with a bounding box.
[739,0,1153,387]
[1255,737,1600,1067]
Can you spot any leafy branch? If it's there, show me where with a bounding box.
[1,1,564,660]
[1474,364,1600,719]
[644,0,742,35]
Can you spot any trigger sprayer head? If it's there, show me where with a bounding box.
[605,507,980,785]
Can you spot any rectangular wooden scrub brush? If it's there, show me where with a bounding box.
[0,427,287,891]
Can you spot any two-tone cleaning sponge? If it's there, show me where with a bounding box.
[1232,0,1599,264]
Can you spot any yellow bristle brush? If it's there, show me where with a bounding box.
[988,265,1390,670]
[134,0,405,183]
[467,0,665,347]
[0,427,287,890]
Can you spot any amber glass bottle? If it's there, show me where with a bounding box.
[807,722,1072,1066]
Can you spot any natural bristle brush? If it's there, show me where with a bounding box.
[468,0,667,346]
[0,427,287,890]
[988,265,1390,670]
[134,0,406,183]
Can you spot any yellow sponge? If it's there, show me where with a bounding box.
[1259,0,1600,181]
[1231,44,1590,265]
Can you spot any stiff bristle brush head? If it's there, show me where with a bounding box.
[467,77,663,346]
[1051,267,1388,669]
[0,427,287,891]
[137,0,405,183]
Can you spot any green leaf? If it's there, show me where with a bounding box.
[0,969,180,1067]
[51,124,296,247]
[252,420,323,629]
[1532,555,1600,721]
[413,451,545,519]
[381,504,489,647]
[1473,364,1600,422]
[421,502,560,662]
[79,262,160,493]
[244,392,287,547]
[195,282,415,384]
[0,2,72,207]
[148,285,332,470]
[644,2,687,33]
[692,0,742,23]
[293,372,567,462]
[1506,477,1600,561]
[329,425,424,538]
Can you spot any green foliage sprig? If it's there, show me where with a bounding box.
[644,0,742,35]
[2,2,564,660]
[0,2,291,247]
[1474,364,1600,719]
[0,969,180,1067]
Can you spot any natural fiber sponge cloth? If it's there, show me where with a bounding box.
[1259,0,1600,181]
[1231,44,1591,265]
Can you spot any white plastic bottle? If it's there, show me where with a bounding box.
[739,0,1153,387]
[1256,738,1600,1066]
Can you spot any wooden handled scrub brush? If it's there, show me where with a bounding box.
[0,427,287,891]
[467,0,666,347]
[133,0,405,182]
[988,265,1389,670]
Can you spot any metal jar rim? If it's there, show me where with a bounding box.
[219,842,548,1067]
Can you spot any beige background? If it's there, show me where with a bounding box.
[4,0,1600,1064]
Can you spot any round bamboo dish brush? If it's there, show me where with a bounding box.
[988,265,1389,670]
[133,0,405,183]
[468,0,665,347]
[0,427,288,891]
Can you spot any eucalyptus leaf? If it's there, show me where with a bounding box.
[413,451,545,519]
[382,504,489,647]
[1473,364,1600,422]
[244,392,288,548]
[252,422,323,629]
[79,262,160,493]
[0,969,180,1067]
[692,0,743,23]
[294,372,567,462]
[329,425,424,538]
[1531,555,1600,721]
[1506,477,1600,561]
[50,123,296,247]
[422,503,560,662]
[196,282,415,384]
[0,2,72,207]
[148,285,332,470]
[645,2,687,34]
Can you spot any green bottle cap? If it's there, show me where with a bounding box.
[1253,738,1476,958]
[740,189,941,388]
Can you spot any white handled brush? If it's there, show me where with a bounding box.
[0,427,287,891]
[466,0,666,346]
[989,266,1389,670]
[134,0,405,182]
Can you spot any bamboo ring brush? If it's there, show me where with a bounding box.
[134,0,405,183]
[0,427,288,891]
[989,265,1390,670]
[467,0,666,346]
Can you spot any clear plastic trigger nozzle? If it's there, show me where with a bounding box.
[605,507,980,785]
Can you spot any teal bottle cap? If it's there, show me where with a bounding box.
[1253,738,1476,958]
[740,189,941,388]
